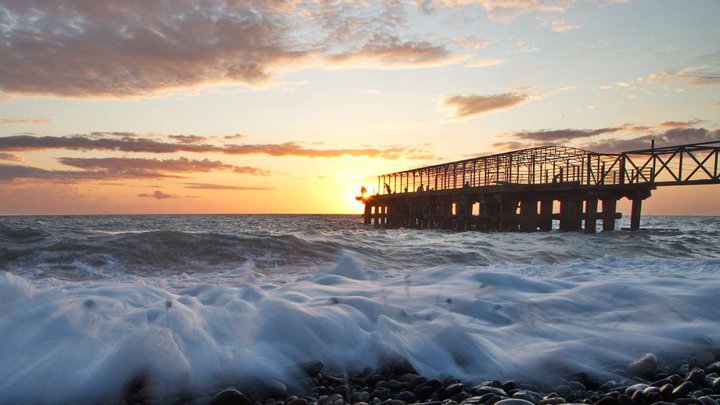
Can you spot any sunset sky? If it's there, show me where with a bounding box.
[1,0,719,215]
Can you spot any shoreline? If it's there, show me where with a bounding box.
[118,352,720,405]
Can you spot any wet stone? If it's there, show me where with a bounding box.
[300,361,325,377]
[460,396,485,405]
[485,396,504,405]
[211,389,253,405]
[371,388,392,401]
[396,391,416,402]
[616,394,634,405]
[568,382,587,392]
[473,386,508,397]
[659,383,674,400]
[451,392,470,403]
[288,399,308,405]
[672,383,694,398]
[712,378,720,394]
[593,397,616,405]
[539,399,565,405]
[415,386,435,401]
[494,399,535,405]
[410,377,429,390]
[625,384,648,396]
[502,382,518,392]
[554,385,573,397]
[443,383,465,399]
[334,384,351,399]
[699,397,720,405]
[689,369,707,386]
[628,353,658,377]
[512,390,542,404]
[676,399,704,405]
[426,380,443,390]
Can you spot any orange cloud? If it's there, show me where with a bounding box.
[441,92,529,119]
[0,118,50,124]
[0,152,23,162]
[138,190,177,199]
[0,134,430,159]
[57,157,270,176]
[184,183,273,191]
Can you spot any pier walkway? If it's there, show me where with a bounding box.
[359,140,720,232]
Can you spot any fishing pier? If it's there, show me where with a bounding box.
[359,141,720,232]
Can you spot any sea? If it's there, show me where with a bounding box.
[1,214,719,403]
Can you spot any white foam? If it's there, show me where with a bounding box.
[0,254,719,403]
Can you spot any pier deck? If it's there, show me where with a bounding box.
[359,141,720,232]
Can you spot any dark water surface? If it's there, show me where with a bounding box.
[1,215,719,402]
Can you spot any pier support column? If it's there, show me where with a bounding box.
[602,199,616,232]
[539,199,553,231]
[584,198,598,234]
[560,198,582,232]
[485,198,500,231]
[381,206,387,226]
[372,205,379,226]
[630,198,642,231]
[364,203,371,224]
[519,199,538,232]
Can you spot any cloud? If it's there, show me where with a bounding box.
[453,37,490,49]
[427,0,566,18]
[57,157,270,176]
[441,92,529,119]
[464,59,506,68]
[138,190,177,200]
[488,121,719,154]
[0,118,51,125]
[224,134,248,140]
[0,152,23,162]
[0,134,430,159]
[659,119,705,129]
[0,163,179,182]
[326,34,458,69]
[605,51,720,91]
[0,1,311,97]
[582,127,720,153]
[167,135,209,144]
[550,19,579,32]
[507,127,623,142]
[184,183,273,191]
[0,1,462,97]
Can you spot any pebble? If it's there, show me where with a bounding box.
[211,389,253,405]
[287,399,308,405]
[443,383,465,399]
[396,391,416,402]
[494,399,535,405]
[473,386,508,397]
[513,390,543,404]
[673,381,696,399]
[628,353,658,376]
[699,397,720,405]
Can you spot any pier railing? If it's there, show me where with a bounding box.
[376,141,720,195]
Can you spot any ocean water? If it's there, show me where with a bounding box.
[1,215,719,403]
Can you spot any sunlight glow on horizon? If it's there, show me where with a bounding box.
[1,0,719,215]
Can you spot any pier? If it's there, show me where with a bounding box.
[359,140,720,232]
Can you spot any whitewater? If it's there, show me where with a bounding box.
[1,215,719,403]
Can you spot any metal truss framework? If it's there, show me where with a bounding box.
[376,140,720,195]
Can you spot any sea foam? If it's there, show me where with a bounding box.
[1,252,719,403]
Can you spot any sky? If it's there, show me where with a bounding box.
[0,0,719,215]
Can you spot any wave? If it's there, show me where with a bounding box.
[2,215,720,280]
[1,255,718,403]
